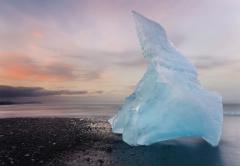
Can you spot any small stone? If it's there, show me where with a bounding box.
[97,159,104,164]
[11,146,16,149]
[130,152,135,156]
[24,153,30,157]
[105,147,112,153]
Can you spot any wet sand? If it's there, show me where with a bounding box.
[0,116,239,166]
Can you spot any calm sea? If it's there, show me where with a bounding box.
[0,102,239,118]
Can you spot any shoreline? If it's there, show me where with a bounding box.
[0,117,239,166]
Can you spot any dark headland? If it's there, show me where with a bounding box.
[0,116,239,166]
[0,101,41,105]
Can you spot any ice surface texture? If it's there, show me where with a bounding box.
[109,11,223,146]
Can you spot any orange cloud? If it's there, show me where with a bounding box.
[31,30,44,39]
[0,52,75,81]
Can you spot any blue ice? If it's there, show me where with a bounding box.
[109,11,223,146]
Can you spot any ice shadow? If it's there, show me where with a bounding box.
[110,138,224,166]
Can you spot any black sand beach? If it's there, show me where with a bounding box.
[0,116,239,166]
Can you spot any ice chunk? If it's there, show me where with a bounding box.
[109,11,223,146]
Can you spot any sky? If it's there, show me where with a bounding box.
[0,0,240,104]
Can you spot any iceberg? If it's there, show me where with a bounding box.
[109,11,223,146]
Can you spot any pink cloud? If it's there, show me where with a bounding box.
[0,52,75,81]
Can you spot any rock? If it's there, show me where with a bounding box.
[24,153,30,157]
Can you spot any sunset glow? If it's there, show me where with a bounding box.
[0,0,240,103]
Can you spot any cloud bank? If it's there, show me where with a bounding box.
[0,85,88,98]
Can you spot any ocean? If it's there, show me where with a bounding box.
[0,102,239,118]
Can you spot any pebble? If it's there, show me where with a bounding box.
[24,153,30,157]
[130,152,136,156]
[11,146,16,149]
[105,147,112,153]
[97,159,104,164]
